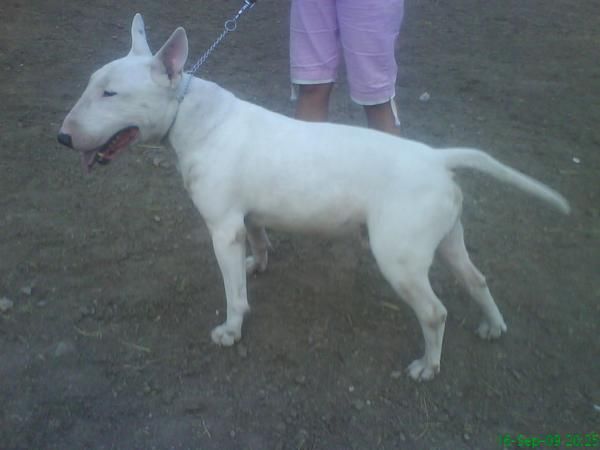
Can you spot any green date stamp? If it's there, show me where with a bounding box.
[499,432,599,448]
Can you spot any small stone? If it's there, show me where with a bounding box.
[79,305,94,317]
[48,418,62,431]
[54,341,76,357]
[0,297,14,313]
[390,370,403,379]
[294,429,309,448]
[20,286,33,296]
[352,399,365,411]
[463,421,474,441]
[153,215,161,223]
[294,375,306,385]
[593,404,600,413]
[419,92,431,102]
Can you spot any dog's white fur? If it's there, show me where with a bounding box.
[59,15,569,381]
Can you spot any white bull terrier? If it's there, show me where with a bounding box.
[58,14,570,381]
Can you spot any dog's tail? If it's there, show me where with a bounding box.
[439,147,570,214]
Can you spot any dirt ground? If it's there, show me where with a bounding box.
[1,0,598,449]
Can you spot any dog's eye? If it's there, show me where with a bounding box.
[103,90,117,98]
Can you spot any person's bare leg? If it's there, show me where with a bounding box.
[295,83,334,122]
[364,100,400,136]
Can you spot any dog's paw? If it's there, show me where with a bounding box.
[245,256,267,276]
[476,318,507,340]
[211,324,241,346]
[406,358,439,381]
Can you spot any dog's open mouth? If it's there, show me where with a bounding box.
[81,126,140,173]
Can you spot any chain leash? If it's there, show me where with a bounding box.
[178,0,256,101]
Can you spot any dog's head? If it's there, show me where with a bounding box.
[58,14,189,172]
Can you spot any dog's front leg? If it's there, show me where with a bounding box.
[209,221,249,346]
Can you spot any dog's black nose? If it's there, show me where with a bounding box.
[57,132,73,148]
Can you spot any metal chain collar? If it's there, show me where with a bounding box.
[178,0,256,101]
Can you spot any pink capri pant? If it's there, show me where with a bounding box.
[290,0,405,106]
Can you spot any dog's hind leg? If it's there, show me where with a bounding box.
[245,221,270,275]
[369,225,448,381]
[209,218,250,346]
[438,220,507,339]
[400,275,448,381]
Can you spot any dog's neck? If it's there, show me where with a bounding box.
[164,76,237,152]
[161,73,194,144]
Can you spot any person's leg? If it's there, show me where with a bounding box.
[295,82,334,122]
[364,101,401,136]
[337,0,404,135]
[290,0,339,122]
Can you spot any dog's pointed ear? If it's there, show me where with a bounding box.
[151,27,188,87]
[129,13,152,57]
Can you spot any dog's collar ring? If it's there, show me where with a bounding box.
[224,19,237,32]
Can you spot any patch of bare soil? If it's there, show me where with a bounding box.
[1,0,598,448]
